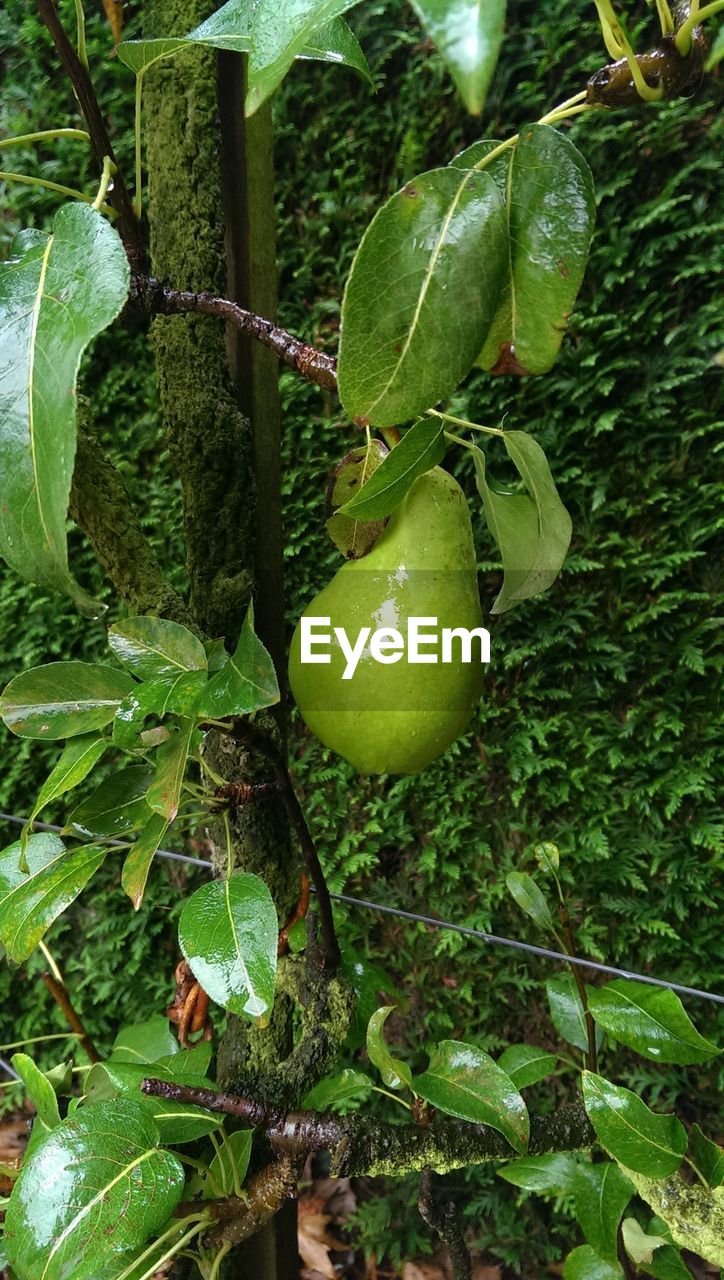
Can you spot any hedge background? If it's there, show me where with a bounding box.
[0,0,721,1272]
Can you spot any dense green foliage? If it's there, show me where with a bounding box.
[0,0,721,1271]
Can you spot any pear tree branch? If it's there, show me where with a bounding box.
[141,1078,595,1177]
[130,277,338,394]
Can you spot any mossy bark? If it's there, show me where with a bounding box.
[143,4,299,1274]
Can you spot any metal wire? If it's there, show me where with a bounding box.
[1,811,722,1005]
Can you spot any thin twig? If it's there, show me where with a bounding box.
[41,972,101,1064]
[35,0,145,266]
[132,278,338,393]
[230,722,340,969]
[418,1169,472,1280]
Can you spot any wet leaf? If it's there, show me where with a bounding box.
[582,1073,687,1178]
[534,841,560,875]
[573,1161,634,1261]
[303,1069,373,1110]
[25,735,107,840]
[497,1152,580,1193]
[11,1053,61,1158]
[121,814,169,910]
[3,1099,184,1280]
[85,1046,220,1145]
[66,765,153,837]
[178,872,278,1021]
[341,950,405,1050]
[496,1044,557,1089]
[203,1130,252,1198]
[340,419,445,520]
[366,1006,412,1091]
[588,979,719,1065]
[473,431,571,614]
[409,0,506,114]
[109,1017,179,1064]
[245,0,369,115]
[505,871,554,931]
[412,1040,529,1152]
[563,1246,623,1280]
[118,0,372,93]
[546,974,601,1054]
[689,1124,724,1188]
[455,125,595,375]
[108,616,207,682]
[338,165,506,427]
[326,439,388,558]
[0,208,129,610]
[193,602,279,720]
[113,670,207,750]
[146,721,196,821]
[0,662,135,740]
[0,834,106,963]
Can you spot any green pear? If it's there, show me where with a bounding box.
[289,466,485,774]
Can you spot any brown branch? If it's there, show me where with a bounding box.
[132,278,338,394]
[41,972,101,1064]
[418,1169,472,1280]
[587,17,707,106]
[35,0,145,268]
[203,1154,304,1250]
[141,1079,596,1177]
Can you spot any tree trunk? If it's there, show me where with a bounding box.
[144,5,298,1276]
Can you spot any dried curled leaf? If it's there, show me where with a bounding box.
[325,439,388,559]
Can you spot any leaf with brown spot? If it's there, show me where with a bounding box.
[325,439,388,559]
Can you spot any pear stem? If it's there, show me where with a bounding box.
[429,410,504,438]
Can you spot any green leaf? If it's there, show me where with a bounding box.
[25,735,107,838]
[193,603,279,720]
[325,439,389,559]
[621,1218,667,1267]
[11,1053,61,1157]
[582,1073,687,1178]
[366,1006,413,1091]
[546,974,600,1054]
[505,871,554,931]
[3,1099,184,1280]
[642,1240,694,1280]
[84,1047,221,1145]
[496,1044,557,1089]
[203,1131,253,1199]
[204,638,229,673]
[66,765,153,837]
[178,872,278,1021]
[339,419,445,520]
[303,1069,373,1111]
[705,23,724,70]
[118,0,372,92]
[563,1246,623,1280]
[0,662,135,739]
[534,841,560,875]
[497,1152,580,1194]
[337,165,506,427]
[0,206,129,610]
[690,1124,724,1188]
[109,1017,179,1064]
[412,1040,529,1152]
[341,950,404,1051]
[573,1161,634,1262]
[456,125,595,375]
[113,671,207,750]
[409,0,506,114]
[0,834,106,963]
[587,979,719,1066]
[146,721,195,821]
[473,431,572,614]
[108,616,207,681]
[121,814,169,910]
[245,0,367,115]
